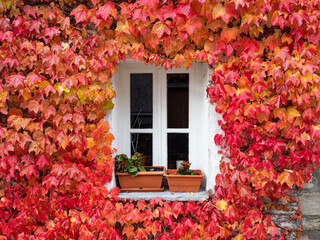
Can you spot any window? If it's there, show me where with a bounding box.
[108,60,221,193]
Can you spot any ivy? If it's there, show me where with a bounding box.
[0,0,319,239]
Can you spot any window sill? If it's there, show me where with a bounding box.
[118,187,209,201]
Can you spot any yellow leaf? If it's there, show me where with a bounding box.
[232,234,245,240]
[54,83,70,93]
[236,88,249,96]
[216,199,228,211]
[39,81,50,90]
[77,88,86,102]
[115,20,132,35]
[287,108,300,118]
[0,91,8,100]
[87,137,95,149]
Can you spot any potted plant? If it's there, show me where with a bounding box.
[166,161,204,192]
[115,153,165,192]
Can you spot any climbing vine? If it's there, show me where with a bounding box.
[0,0,319,239]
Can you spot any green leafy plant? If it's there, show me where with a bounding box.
[177,161,195,175]
[115,153,146,176]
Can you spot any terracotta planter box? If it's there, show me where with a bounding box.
[166,169,204,192]
[116,166,165,192]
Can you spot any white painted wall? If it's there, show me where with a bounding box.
[105,60,223,192]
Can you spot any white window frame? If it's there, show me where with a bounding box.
[107,60,222,192]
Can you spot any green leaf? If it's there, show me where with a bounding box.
[138,166,146,172]
[128,166,137,173]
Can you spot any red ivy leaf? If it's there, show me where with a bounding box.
[36,154,50,169]
[20,164,37,179]
[311,125,320,140]
[184,18,202,35]
[267,226,278,237]
[232,0,246,9]
[43,175,59,189]
[181,217,196,231]
[24,5,39,18]
[21,154,35,166]
[170,223,185,239]
[26,70,43,86]
[7,73,25,88]
[71,5,88,24]
[43,27,59,39]
[90,0,99,6]
[28,100,40,114]
[0,127,4,138]
[275,47,290,62]
[136,0,159,9]
[108,229,122,240]
[43,105,56,120]
[97,2,118,20]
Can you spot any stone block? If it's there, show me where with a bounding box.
[302,230,320,240]
[302,217,320,231]
[300,193,320,216]
[303,176,314,189]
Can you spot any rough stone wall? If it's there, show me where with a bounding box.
[299,167,320,240]
[269,198,300,239]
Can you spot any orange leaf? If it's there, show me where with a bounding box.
[221,27,239,43]
[216,199,228,211]
[28,100,40,114]
[152,21,171,38]
[279,170,295,187]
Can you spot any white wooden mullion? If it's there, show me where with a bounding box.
[166,129,189,133]
[153,69,160,166]
[158,69,168,167]
[129,129,154,133]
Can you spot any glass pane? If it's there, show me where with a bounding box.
[131,73,153,129]
[131,133,152,166]
[167,133,188,169]
[167,74,189,128]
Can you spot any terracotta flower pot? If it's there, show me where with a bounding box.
[116,166,165,192]
[166,169,204,192]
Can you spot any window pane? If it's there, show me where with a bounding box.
[167,133,188,169]
[167,74,189,128]
[131,73,153,128]
[131,133,152,166]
